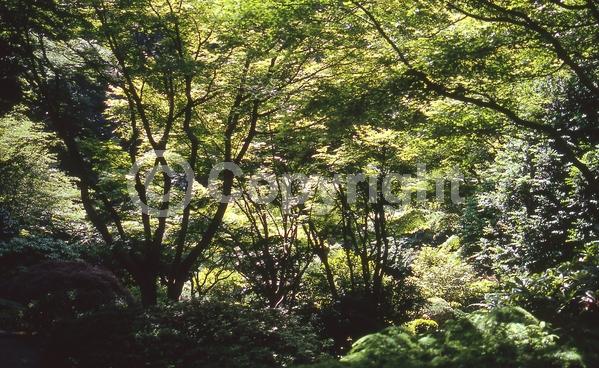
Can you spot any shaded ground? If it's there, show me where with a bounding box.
[0,332,40,368]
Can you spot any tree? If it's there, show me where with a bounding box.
[347,0,598,194]
[2,0,347,305]
[0,111,85,241]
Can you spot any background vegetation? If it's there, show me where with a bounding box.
[0,0,597,367]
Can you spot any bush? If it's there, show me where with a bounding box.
[2,263,331,368]
[0,260,138,367]
[41,306,141,368]
[0,260,133,331]
[136,300,331,368]
[316,291,391,354]
[408,239,494,307]
[501,242,599,325]
[419,297,456,324]
[0,237,80,279]
[303,307,584,368]
[402,319,438,335]
[498,242,599,366]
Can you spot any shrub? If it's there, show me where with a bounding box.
[408,239,494,307]
[0,297,25,331]
[402,319,438,335]
[136,300,331,368]
[0,260,137,367]
[317,291,392,354]
[2,264,331,368]
[419,297,456,324]
[501,242,599,324]
[0,237,80,279]
[0,207,18,241]
[498,242,599,366]
[0,260,133,331]
[41,306,141,368]
[302,307,585,368]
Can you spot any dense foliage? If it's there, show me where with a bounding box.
[306,307,584,368]
[34,299,328,368]
[0,0,598,366]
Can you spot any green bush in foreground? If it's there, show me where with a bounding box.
[137,300,331,368]
[305,307,584,368]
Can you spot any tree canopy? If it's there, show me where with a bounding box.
[0,0,597,367]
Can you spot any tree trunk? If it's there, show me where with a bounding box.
[139,275,158,307]
[166,280,185,301]
[166,169,235,301]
